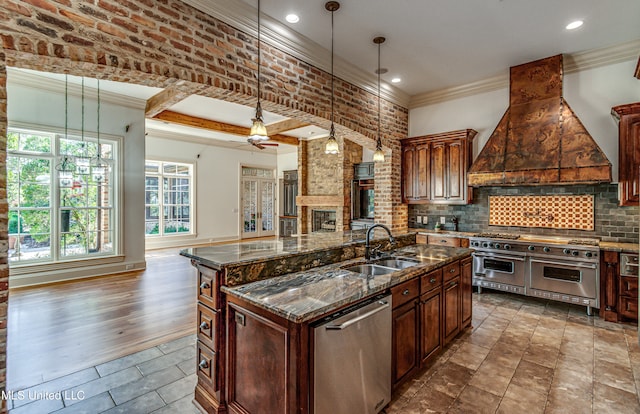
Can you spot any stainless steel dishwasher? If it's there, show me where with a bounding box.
[312,293,392,414]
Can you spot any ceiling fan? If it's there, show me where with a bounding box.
[247,138,279,149]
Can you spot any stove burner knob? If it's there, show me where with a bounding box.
[488,243,494,248]
[494,243,501,249]
[543,247,550,253]
[563,248,570,254]
[482,242,489,248]
[503,244,511,250]
[585,252,593,258]
[528,245,535,251]
[571,250,579,257]
[471,241,479,247]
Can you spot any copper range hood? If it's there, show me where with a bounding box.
[467,55,611,186]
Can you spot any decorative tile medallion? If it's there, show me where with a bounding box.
[489,195,594,230]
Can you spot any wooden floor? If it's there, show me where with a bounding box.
[7,248,197,391]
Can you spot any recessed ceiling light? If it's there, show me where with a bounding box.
[286,14,299,23]
[566,20,583,30]
[391,77,401,83]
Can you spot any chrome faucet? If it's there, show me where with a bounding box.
[365,224,396,261]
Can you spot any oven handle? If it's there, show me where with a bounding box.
[472,253,526,262]
[530,258,597,270]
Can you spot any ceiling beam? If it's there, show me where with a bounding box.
[152,110,299,146]
[265,119,310,134]
[145,83,208,117]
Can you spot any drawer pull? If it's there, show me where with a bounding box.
[441,240,447,243]
[200,282,211,290]
[430,278,437,283]
[449,268,456,273]
[450,281,457,287]
[199,359,209,369]
[402,289,410,296]
[199,321,210,330]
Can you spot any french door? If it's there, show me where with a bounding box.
[240,167,276,238]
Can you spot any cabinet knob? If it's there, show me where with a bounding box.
[200,282,211,290]
[198,359,209,370]
[449,268,455,273]
[402,289,410,296]
[441,240,447,243]
[450,281,457,287]
[199,321,210,330]
[430,278,437,283]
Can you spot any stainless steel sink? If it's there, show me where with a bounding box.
[343,264,397,276]
[374,258,419,269]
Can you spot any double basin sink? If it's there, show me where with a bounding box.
[343,257,420,276]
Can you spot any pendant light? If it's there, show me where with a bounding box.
[248,0,269,141]
[91,78,110,182]
[324,1,340,155]
[373,36,385,163]
[56,74,75,188]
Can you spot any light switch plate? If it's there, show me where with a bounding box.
[416,215,422,224]
[440,217,446,224]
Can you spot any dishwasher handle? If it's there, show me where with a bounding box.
[325,300,390,330]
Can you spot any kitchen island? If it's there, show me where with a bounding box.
[181,230,472,414]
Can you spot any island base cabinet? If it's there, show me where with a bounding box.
[443,276,461,345]
[392,300,419,388]
[420,288,442,366]
[461,257,472,329]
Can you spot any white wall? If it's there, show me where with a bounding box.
[409,59,640,182]
[145,135,278,248]
[7,78,147,286]
[277,151,298,178]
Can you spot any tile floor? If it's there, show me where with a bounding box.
[7,291,640,414]
[385,291,640,414]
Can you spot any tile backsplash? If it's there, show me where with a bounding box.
[488,195,594,231]
[408,184,639,243]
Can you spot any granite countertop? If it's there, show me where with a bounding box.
[180,229,392,269]
[599,242,639,253]
[223,244,472,323]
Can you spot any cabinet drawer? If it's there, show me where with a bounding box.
[197,304,219,351]
[392,278,419,309]
[620,276,639,298]
[619,296,639,320]
[443,261,461,282]
[197,265,221,310]
[421,268,442,294]
[197,341,219,393]
[416,234,428,244]
[427,235,460,247]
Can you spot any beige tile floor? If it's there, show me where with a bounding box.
[385,291,640,414]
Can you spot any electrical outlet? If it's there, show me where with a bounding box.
[423,216,428,224]
[125,264,134,270]
[440,217,446,225]
[416,215,422,224]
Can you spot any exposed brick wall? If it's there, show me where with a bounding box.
[0,0,410,404]
[0,50,7,414]
[409,184,639,243]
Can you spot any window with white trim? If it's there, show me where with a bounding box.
[7,127,118,264]
[144,160,193,237]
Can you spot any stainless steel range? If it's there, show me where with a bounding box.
[470,233,600,315]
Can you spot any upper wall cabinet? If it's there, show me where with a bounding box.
[612,103,640,206]
[401,129,477,205]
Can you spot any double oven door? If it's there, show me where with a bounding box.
[472,252,526,288]
[528,257,598,301]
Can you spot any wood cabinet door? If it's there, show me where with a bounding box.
[431,141,446,201]
[461,257,473,328]
[402,146,415,201]
[446,140,464,202]
[392,300,418,387]
[420,288,441,366]
[415,144,430,200]
[616,107,640,206]
[443,276,461,345]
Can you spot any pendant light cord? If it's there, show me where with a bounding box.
[257,0,261,112]
[330,8,335,125]
[64,75,68,140]
[97,78,101,157]
[377,42,381,145]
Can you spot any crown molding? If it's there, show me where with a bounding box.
[410,38,640,109]
[7,67,148,109]
[182,0,410,108]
